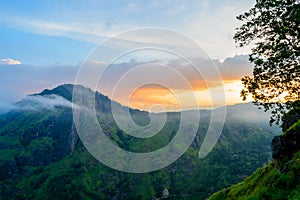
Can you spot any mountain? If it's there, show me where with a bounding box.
[207,120,300,200]
[0,84,279,200]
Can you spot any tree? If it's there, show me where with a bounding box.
[234,0,300,125]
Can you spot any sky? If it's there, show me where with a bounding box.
[0,0,256,112]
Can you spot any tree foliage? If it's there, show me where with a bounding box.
[235,0,300,124]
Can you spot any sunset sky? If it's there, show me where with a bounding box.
[0,0,256,112]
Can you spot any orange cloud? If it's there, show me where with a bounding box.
[115,80,251,111]
[95,55,253,111]
[125,85,181,111]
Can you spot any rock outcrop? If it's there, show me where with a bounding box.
[272,120,300,163]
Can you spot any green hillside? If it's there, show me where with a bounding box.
[207,120,300,200]
[0,84,279,200]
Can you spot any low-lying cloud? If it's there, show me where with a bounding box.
[1,94,79,113]
[19,94,77,110]
[0,63,77,113]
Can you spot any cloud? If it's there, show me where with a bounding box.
[17,94,78,110]
[0,55,252,112]
[219,55,252,80]
[0,63,77,113]
[0,100,15,114]
[0,58,21,65]
[81,55,252,109]
[0,16,109,44]
[0,1,255,60]
[98,55,251,93]
[0,94,79,114]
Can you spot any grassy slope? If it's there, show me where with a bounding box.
[208,120,300,200]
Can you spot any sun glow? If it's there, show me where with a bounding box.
[121,80,252,111]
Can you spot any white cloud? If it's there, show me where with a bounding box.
[19,94,79,110]
[0,58,21,65]
[0,16,111,44]
[0,100,15,113]
[0,94,80,114]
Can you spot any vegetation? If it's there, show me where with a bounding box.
[235,0,300,124]
[207,120,300,200]
[0,84,277,200]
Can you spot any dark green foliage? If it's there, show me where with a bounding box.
[235,0,300,124]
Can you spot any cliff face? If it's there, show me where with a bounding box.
[272,120,300,163]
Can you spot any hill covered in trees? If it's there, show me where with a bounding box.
[0,84,279,200]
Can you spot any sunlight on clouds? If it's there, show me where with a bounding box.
[127,86,180,111]
[196,80,252,108]
[0,58,21,65]
[93,55,253,111]
[123,80,251,111]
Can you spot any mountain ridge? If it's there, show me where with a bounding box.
[0,83,280,199]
